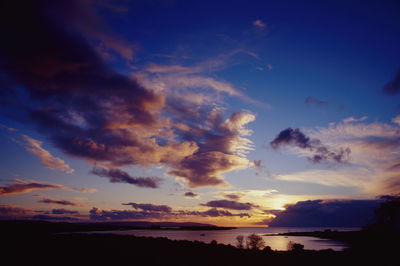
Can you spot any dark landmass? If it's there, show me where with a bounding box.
[2,221,398,266]
[0,220,235,233]
[266,228,399,253]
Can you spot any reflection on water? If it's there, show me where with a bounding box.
[87,227,357,251]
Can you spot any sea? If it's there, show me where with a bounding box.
[86,227,358,251]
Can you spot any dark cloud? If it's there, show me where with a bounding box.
[180,208,250,218]
[0,0,164,166]
[223,193,243,201]
[122,203,172,212]
[383,68,400,95]
[201,200,258,210]
[184,192,198,198]
[0,205,29,219]
[270,128,351,163]
[267,199,380,227]
[32,214,78,221]
[253,160,262,169]
[90,203,251,220]
[90,167,163,188]
[304,96,329,108]
[52,209,79,215]
[0,180,65,196]
[38,198,79,206]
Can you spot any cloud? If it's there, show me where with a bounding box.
[270,128,351,164]
[0,179,66,196]
[22,135,74,173]
[90,207,166,220]
[184,191,198,198]
[38,198,79,206]
[274,116,400,195]
[392,114,400,126]
[32,214,78,221]
[180,208,250,218]
[137,54,268,108]
[382,68,400,94]
[201,199,258,210]
[167,111,255,187]
[304,96,329,108]
[90,167,163,188]
[52,209,79,215]
[122,202,172,212]
[0,1,257,189]
[223,193,244,201]
[0,205,31,219]
[267,199,380,227]
[342,116,368,124]
[89,203,251,221]
[253,19,266,29]
[75,188,98,193]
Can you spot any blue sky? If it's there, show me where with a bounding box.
[0,0,399,226]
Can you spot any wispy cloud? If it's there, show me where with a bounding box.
[38,197,80,206]
[0,179,66,196]
[342,116,368,124]
[0,179,96,196]
[253,19,266,29]
[201,199,258,210]
[304,96,329,108]
[22,135,74,174]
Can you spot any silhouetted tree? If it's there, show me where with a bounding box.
[287,241,304,251]
[246,233,266,250]
[235,235,245,249]
[371,196,400,231]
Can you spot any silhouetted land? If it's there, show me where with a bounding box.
[0,220,235,233]
[2,220,398,266]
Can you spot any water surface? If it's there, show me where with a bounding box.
[86,227,357,251]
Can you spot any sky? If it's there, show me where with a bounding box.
[0,0,399,226]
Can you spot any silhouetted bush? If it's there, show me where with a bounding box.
[263,246,272,252]
[236,235,245,249]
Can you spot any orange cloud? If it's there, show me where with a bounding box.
[0,179,66,196]
[23,135,74,174]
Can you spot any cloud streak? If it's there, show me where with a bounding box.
[0,179,66,196]
[90,167,163,188]
[38,198,80,206]
[22,135,74,173]
[304,96,329,108]
[90,201,251,221]
[201,200,258,210]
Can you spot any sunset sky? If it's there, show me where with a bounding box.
[1,0,399,226]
